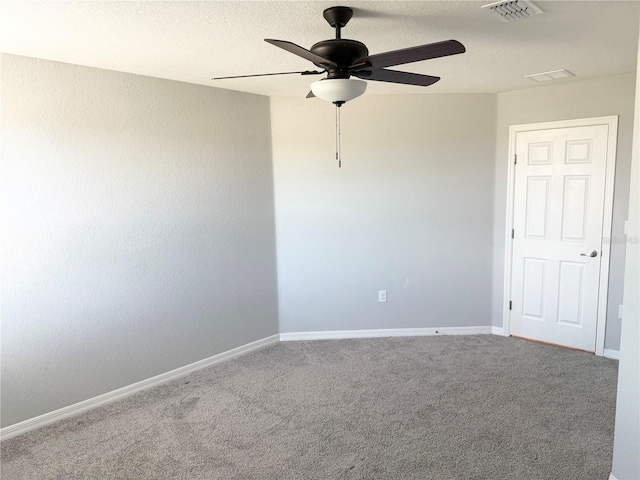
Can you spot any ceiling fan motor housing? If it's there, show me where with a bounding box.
[310,39,368,78]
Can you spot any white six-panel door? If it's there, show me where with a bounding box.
[510,124,611,351]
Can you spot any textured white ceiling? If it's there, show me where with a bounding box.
[1,1,638,97]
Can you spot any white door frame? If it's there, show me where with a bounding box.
[502,116,619,356]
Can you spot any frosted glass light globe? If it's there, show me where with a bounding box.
[310,78,367,104]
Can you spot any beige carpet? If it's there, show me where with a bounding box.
[1,335,618,479]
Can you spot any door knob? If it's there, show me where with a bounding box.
[580,250,598,257]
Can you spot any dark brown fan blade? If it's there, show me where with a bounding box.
[353,69,440,87]
[306,91,316,98]
[354,40,465,70]
[213,70,324,80]
[265,39,338,68]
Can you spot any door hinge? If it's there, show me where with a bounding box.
[509,301,512,311]
[514,154,517,165]
[511,229,515,239]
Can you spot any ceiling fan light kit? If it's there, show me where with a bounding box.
[310,78,367,105]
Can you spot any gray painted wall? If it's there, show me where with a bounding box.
[491,73,637,351]
[0,55,279,428]
[271,94,497,333]
[611,24,640,479]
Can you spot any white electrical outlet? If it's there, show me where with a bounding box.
[378,290,387,303]
[618,304,624,319]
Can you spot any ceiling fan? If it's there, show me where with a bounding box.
[214,6,466,106]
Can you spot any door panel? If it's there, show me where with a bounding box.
[511,125,609,351]
[525,177,551,238]
[562,176,590,241]
[522,257,546,321]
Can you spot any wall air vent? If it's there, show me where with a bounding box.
[482,0,543,22]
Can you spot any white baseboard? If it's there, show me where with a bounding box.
[603,349,620,360]
[0,334,280,441]
[491,326,506,336]
[609,474,618,480]
[280,326,493,341]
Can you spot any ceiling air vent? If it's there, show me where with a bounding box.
[525,69,575,82]
[482,0,543,22]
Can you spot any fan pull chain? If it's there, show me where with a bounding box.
[335,104,341,168]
